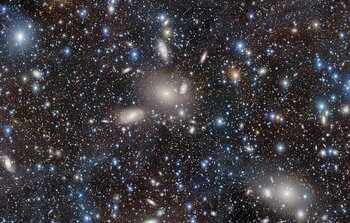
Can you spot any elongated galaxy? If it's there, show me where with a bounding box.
[0,1,349,223]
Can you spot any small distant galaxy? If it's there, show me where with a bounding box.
[0,0,350,222]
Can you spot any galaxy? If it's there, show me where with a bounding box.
[0,0,349,222]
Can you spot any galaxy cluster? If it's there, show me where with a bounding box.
[0,0,350,222]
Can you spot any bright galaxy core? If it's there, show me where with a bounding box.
[0,1,350,222]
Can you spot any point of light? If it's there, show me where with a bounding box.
[16,32,24,41]
[276,143,285,153]
[216,117,225,126]
[63,47,71,56]
[102,26,110,36]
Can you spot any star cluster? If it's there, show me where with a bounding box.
[0,0,350,222]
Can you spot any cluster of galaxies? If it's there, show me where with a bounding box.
[1,0,350,222]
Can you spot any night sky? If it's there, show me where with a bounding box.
[0,0,350,222]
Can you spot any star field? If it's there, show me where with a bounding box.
[0,0,350,222]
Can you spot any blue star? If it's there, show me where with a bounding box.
[130,49,139,62]
[102,26,110,37]
[63,47,71,56]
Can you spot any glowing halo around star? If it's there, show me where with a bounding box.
[15,32,25,43]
